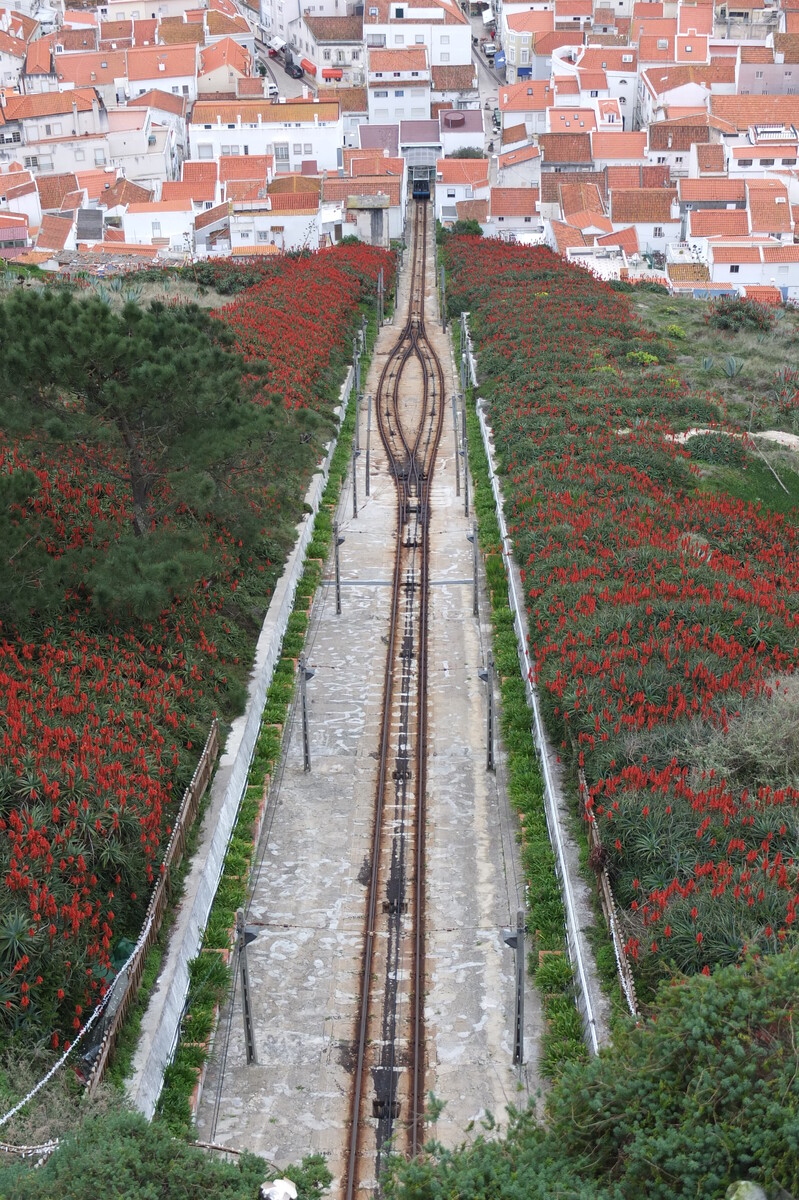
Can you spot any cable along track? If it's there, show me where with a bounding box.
[344,201,445,1198]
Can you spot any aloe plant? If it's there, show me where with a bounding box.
[722,355,744,378]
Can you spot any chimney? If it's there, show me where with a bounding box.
[72,98,79,126]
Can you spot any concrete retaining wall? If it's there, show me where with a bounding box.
[126,368,355,1119]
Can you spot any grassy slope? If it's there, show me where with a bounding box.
[632,290,799,520]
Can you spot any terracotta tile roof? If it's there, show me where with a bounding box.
[533,29,583,55]
[559,179,604,215]
[161,180,210,203]
[490,186,539,217]
[127,44,197,80]
[554,76,579,96]
[200,36,250,75]
[679,4,714,34]
[609,187,677,222]
[556,0,592,13]
[689,208,748,237]
[3,88,98,121]
[56,26,99,49]
[184,159,220,185]
[747,179,793,235]
[102,176,152,206]
[667,261,711,281]
[303,13,362,41]
[194,201,229,230]
[268,174,320,194]
[158,18,205,45]
[763,244,799,262]
[498,143,541,169]
[606,164,670,189]
[576,69,607,90]
[55,50,126,88]
[576,46,637,71]
[127,199,194,213]
[568,207,613,232]
[507,9,554,32]
[711,244,762,264]
[36,172,79,211]
[0,8,37,39]
[316,85,367,112]
[541,169,606,205]
[100,19,132,39]
[369,47,428,72]
[192,98,339,123]
[25,38,52,74]
[591,131,647,158]
[741,285,782,304]
[323,175,401,205]
[740,44,773,63]
[205,9,249,34]
[59,189,84,212]
[230,243,282,256]
[223,180,263,200]
[647,118,711,151]
[456,198,488,221]
[499,79,552,112]
[711,94,799,131]
[352,154,403,176]
[696,141,725,173]
[774,33,799,63]
[539,131,593,164]
[549,108,597,131]
[502,123,527,145]
[133,18,159,42]
[551,219,586,253]
[436,157,489,186]
[103,225,126,241]
[596,224,639,253]
[679,178,746,203]
[643,60,735,96]
[127,88,187,115]
[431,64,476,90]
[37,214,73,252]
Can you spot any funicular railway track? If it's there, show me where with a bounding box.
[344,201,445,1198]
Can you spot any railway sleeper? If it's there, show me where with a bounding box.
[372,1098,401,1120]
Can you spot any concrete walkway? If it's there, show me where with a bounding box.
[195,223,542,1191]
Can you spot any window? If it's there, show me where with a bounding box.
[497,215,504,221]
[415,33,424,42]
[760,158,774,166]
[152,221,161,236]
[619,78,627,85]
[675,155,683,163]
[75,148,85,161]
[171,85,178,93]
[685,43,692,52]
[221,144,230,154]
[619,96,626,104]
[657,37,668,49]
[653,226,663,238]
[182,85,189,95]
[656,155,666,164]
[393,71,400,76]
[781,158,797,166]
[94,149,106,165]
[411,69,418,75]
[520,48,529,63]
[395,4,403,13]
[447,188,455,197]
[395,88,404,96]
[323,49,331,59]
[23,155,38,168]
[198,143,213,158]
[441,34,449,44]
[374,88,388,96]
[258,230,270,241]
[440,51,450,62]
[737,157,752,166]
[274,142,289,160]
[352,49,360,59]
[590,89,598,97]
[394,32,404,43]
[293,142,302,152]
[730,264,740,273]
[622,53,633,62]
[755,70,763,79]
[205,200,213,208]
[524,216,531,222]
[304,142,312,153]
[240,230,251,239]
[778,265,789,274]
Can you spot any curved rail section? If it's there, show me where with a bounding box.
[344,202,445,1198]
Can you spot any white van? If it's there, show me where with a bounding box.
[266,78,279,97]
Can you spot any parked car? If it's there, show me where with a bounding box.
[285,61,304,78]
[266,78,279,96]
[483,42,496,60]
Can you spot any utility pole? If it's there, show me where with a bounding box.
[467,523,479,618]
[352,448,360,518]
[333,521,345,615]
[236,908,258,1065]
[365,393,372,497]
[502,910,525,1065]
[440,264,446,333]
[478,654,494,772]
[354,337,360,397]
[299,656,315,772]
[355,390,361,454]
[460,351,467,395]
[377,267,384,327]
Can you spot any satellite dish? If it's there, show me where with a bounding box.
[260,1181,298,1200]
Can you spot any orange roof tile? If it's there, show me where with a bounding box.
[689,208,748,237]
[218,154,271,181]
[490,186,539,217]
[498,143,541,169]
[763,244,799,262]
[36,172,79,211]
[596,224,639,253]
[200,36,250,76]
[2,88,99,121]
[499,79,552,112]
[679,178,746,203]
[609,188,677,222]
[560,179,604,215]
[551,219,586,252]
[549,107,597,131]
[747,179,793,234]
[539,131,593,163]
[711,94,799,131]
[55,50,126,88]
[24,38,52,74]
[191,98,339,123]
[37,214,73,251]
[436,157,490,185]
[127,88,187,115]
[506,9,554,33]
[126,43,197,80]
[591,131,647,158]
[712,244,762,263]
[369,47,428,72]
[575,46,637,71]
[696,142,725,173]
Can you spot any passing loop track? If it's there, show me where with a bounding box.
[344,201,445,1198]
